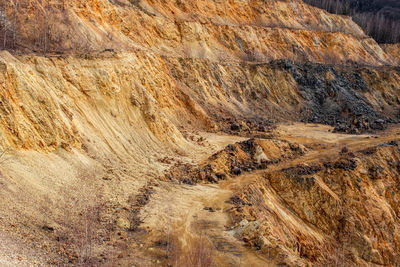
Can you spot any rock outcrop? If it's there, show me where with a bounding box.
[0,0,399,266]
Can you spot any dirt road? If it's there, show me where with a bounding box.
[125,123,400,266]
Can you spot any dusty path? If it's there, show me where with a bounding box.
[121,131,269,266]
[139,182,270,266]
[131,123,400,266]
[2,123,399,266]
[223,123,400,190]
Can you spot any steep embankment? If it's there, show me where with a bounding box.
[11,0,397,65]
[1,51,399,151]
[226,124,400,266]
[1,50,399,266]
[0,0,399,266]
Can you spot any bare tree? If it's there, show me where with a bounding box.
[0,1,2,34]
[34,0,37,49]
[305,0,400,43]
[184,234,215,267]
[3,0,7,49]
[56,170,107,266]
[166,205,171,258]
[44,0,49,55]
[12,0,18,49]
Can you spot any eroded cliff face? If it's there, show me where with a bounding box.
[10,0,397,65]
[0,0,400,266]
[230,139,400,266]
[1,52,399,152]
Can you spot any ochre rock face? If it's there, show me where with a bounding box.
[9,0,399,65]
[0,51,399,151]
[0,0,400,266]
[232,143,400,266]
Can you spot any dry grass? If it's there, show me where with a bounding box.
[54,169,108,266]
[168,233,216,267]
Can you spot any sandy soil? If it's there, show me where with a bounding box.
[0,230,48,267]
[2,123,400,266]
[116,123,400,266]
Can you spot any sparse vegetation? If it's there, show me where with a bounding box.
[54,170,108,266]
[0,1,400,267]
[167,233,216,267]
[304,0,400,43]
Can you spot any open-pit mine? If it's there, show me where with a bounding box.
[0,0,400,266]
